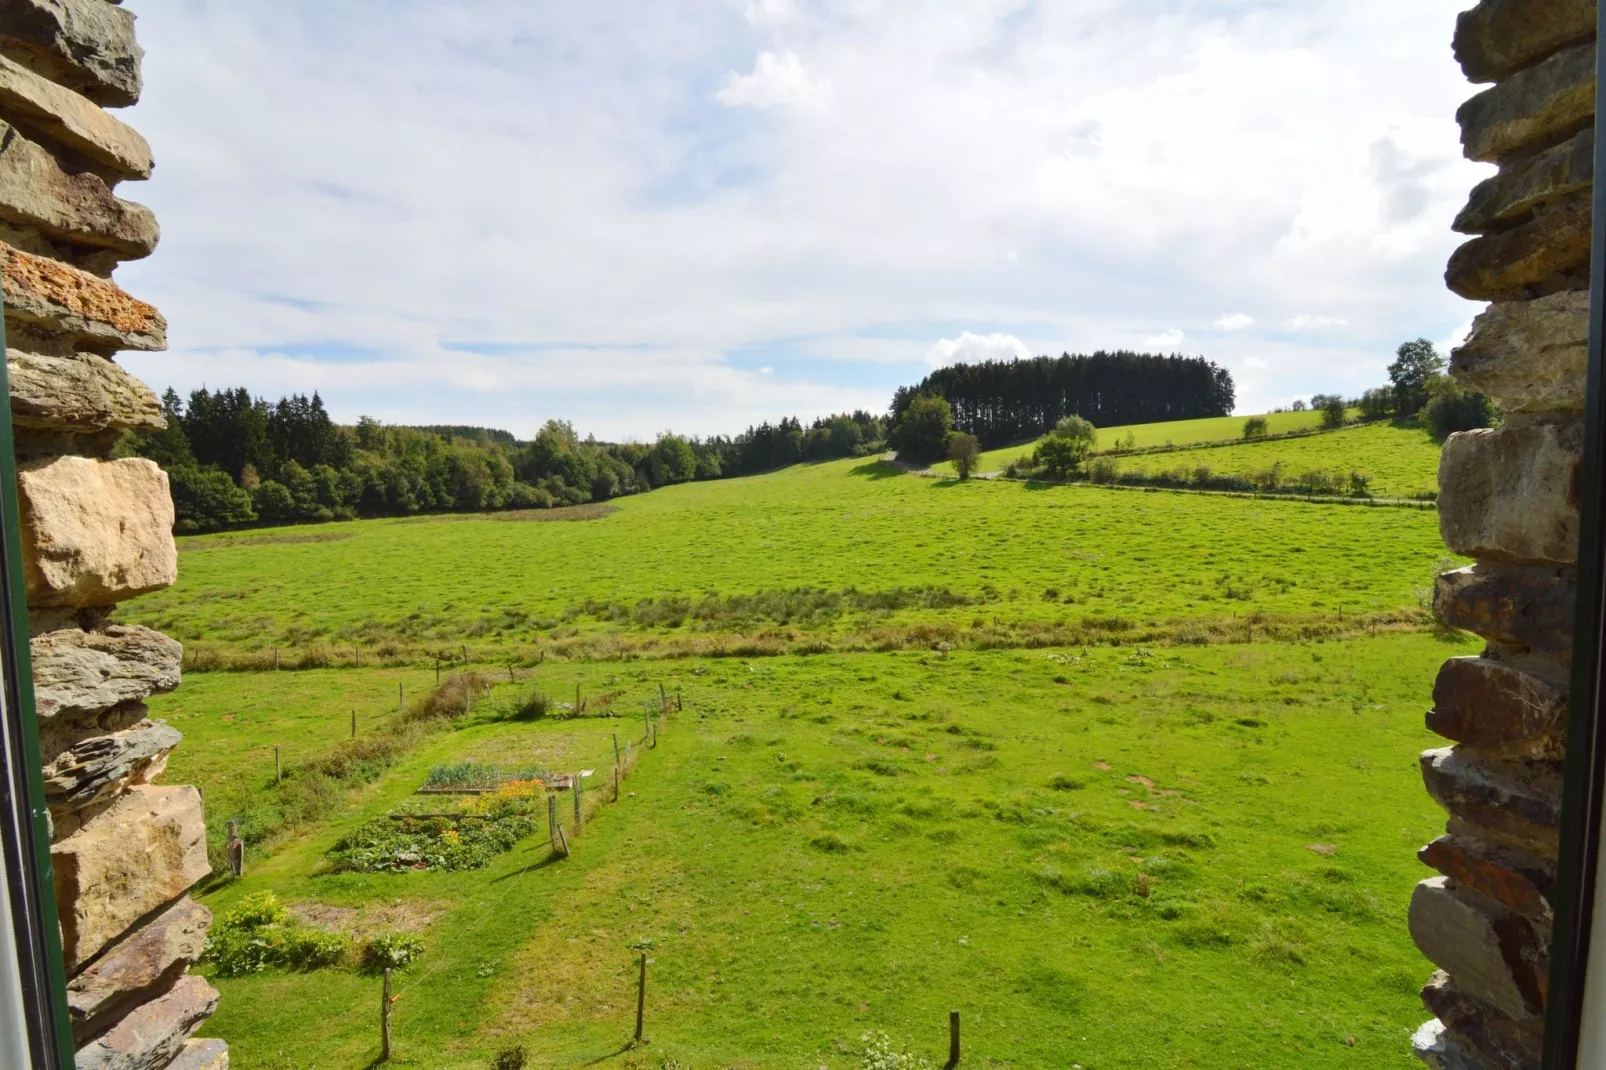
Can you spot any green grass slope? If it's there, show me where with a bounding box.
[178,634,1458,1068]
[1106,422,1443,499]
[126,457,1450,663]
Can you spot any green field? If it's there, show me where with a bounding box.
[937,409,1337,476]
[126,415,1459,1068]
[129,456,1448,667]
[1103,422,1442,499]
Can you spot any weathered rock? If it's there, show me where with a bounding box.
[1453,0,1596,85]
[0,119,156,258]
[1445,192,1590,302]
[1451,291,1588,414]
[51,784,209,969]
[1423,971,1543,1070]
[1459,42,1594,163]
[1413,1018,1500,1070]
[1456,128,1593,235]
[0,0,142,108]
[32,622,180,720]
[18,455,176,608]
[1420,748,1562,860]
[43,718,178,815]
[10,351,161,437]
[1419,835,1553,922]
[67,896,209,1043]
[1438,422,1582,565]
[1428,657,1568,759]
[0,53,149,179]
[73,974,218,1070]
[1435,564,1575,658]
[1,241,166,350]
[166,1039,228,1070]
[1410,877,1546,1023]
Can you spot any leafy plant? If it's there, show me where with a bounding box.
[363,933,425,973]
[860,1031,931,1070]
[202,892,351,977]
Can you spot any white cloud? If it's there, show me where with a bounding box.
[716,50,832,112]
[1284,314,1351,330]
[1243,357,1268,369]
[111,0,1488,433]
[925,331,1032,368]
[1441,320,1473,355]
[1215,313,1255,331]
[760,365,775,375]
[1144,328,1187,350]
[741,0,796,25]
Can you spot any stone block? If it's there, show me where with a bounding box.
[0,119,156,258]
[18,455,176,608]
[10,351,161,436]
[0,53,149,178]
[67,896,210,1043]
[1427,657,1567,759]
[1435,564,1575,658]
[1459,41,1594,162]
[1453,0,1595,85]
[1412,1019,1499,1070]
[1438,422,1581,566]
[32,621,180,720]
[1455,128,1592,235]
[1422,971,1543,1070]
[73,974,219,1070]
[1420,748,1562,860]
[1445,193,1590,302]
[1419,835,1552,922]
[1,241,166,350]
[1409,877,1546,1023]
[1451,291,1587,415]
[167,1039,228,1070]
[51,784,209,970]
[43,718,179,815]
[0,0,142,107]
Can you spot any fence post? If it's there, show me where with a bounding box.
[946,1010,960,1069]
[557,823,570,858]
[435,659,441,686]
[614,765,620,802]
[676,687,682,712]
[273,646,279,670]
[576,682,583,714]
[461,643,468,664]
[274,746,281,784]
[398,682,404,714]
[548,794,557,849]
[644,704,650,743]
[634,953,647,1043]
[659,681,667,713]
[381,968,393,1062]
[509,663,515,683]
[613,733,620,764]
[227,820,243,878]
[351,709,357,739]
[572,778,582,827]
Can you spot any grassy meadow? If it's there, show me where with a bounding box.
[123,416,1460,1068]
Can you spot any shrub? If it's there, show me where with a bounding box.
[509,687,550,720]
[1424,375,1497,436]
[1241,416,1268,439]
[1032,415,1097,477]
[1313,394,1347,429]
[947,433,981,480]
[1087,457,1119,483]
[491,1047,529,1070]
[889,394,955,466]
[1358,386,1394,420]
[328,801,541,873]
[363,933,425,973]
[860,1032,931,1070]
[203,892,352,977]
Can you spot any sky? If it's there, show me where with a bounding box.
[114,0,1491,442]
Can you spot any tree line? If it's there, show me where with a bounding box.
[122,387,888,533]
[893,351,1235,449]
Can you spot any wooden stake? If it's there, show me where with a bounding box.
[556,823,570,858]
[548,794,557,848]
[273,646,279,670]
[573,779,582,827]
[509,664,515,683]
[676,687,682,712]
[461,644,468,664]
[355,647,361,668]
[274,746,281,784]
[351,710,357,739]
[381,968,393,1061]
[614,765,620,802]
[946,1010,960,1069]
[613,733,620,764]
[435,659,441,686]
[659,681,667,712]
[575,682,583,714]
[398,682,404,714]
[227,820,243,878]
[634,953,647,1043]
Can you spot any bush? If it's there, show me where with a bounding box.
[203,892,352,977]
[890,394,955,466]
[947,433,981,479]
[1358,386,1394,420]
[1031,415,1097,477]
[1424,375,1497,436]
[1315,395,1347,429]
[363,933,425,973]
[491,1047,529,1070]
[1241,416,1268,439]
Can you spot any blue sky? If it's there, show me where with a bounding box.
[114,0,1488,441]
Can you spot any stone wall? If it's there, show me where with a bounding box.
[1411,2,1595,1068]
[0,2,225,1068]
